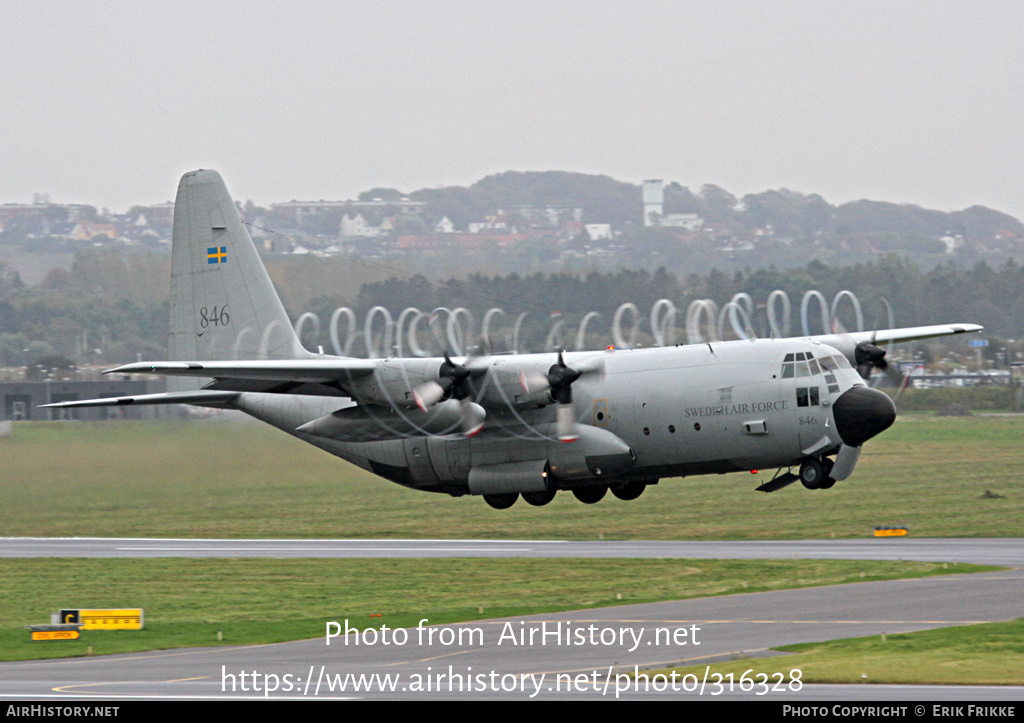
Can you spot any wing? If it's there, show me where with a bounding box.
[126,358,382,398]
[810,322,983,384]
[812,323,983,347]
[107,358,377,384]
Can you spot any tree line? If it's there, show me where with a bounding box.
[2,249,1022,368]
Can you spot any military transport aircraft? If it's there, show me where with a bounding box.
[44,170,983,508]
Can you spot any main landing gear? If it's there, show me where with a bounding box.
[483,480,653,508]
[483,493,518,509]
[522,488,557,507]
[799,456,836,490]
[610,480,646,501]
[572,486,607,504]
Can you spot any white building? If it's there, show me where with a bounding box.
[642,179,664,227]
[339,213,379,238]
[661,213,703,230]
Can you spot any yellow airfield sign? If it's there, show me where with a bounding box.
[31,629,80,641]
[874,527,909,537]
[60,609,144,630]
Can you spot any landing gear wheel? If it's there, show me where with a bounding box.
[572,486,607,504]
[818,458,836,489]
[799,459,824,490]
[483,493,518,509]
[522,488,556,506]
[611,481,645,501]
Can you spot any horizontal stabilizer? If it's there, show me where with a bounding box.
[39,390,240,409]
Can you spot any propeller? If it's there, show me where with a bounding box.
[520,351,605,442]
[854,339,887,380]
[854,338,906,390]
[412,353,485,436]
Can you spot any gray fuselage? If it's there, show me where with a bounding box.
[232,337,871,496]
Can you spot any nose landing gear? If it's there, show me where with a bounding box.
[800,456,836,490]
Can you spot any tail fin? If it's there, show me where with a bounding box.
[169,170,307,390]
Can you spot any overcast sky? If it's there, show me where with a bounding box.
[2,1,1022,220]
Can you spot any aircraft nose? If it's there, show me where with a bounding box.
[832,386,897,447]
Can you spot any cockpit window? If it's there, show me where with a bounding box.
[783,351,848,379]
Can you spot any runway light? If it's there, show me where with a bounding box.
[750,469,758,474]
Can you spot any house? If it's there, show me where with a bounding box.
[661,213,703,231]
[339,213,379,238]
[71,222,120,241]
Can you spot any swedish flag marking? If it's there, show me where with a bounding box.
[207,246,227,264]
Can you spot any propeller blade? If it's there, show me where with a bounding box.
[572,355,606,379]
[891,369,912,407]
[519,369,549,395]
[882,361,903,387]
[459,398,486,437]
[880,295,895,359]
[556,402,578,442]
[413,380,448,412]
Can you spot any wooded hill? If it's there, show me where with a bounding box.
[394,171,1023,243]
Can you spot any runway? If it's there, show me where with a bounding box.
[1,538,1022,701]
[3,537,1024,566]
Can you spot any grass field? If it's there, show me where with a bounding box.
[661,618,1024,686]
[0,557,976,661]
[0,416,1019,678]
[0,414,1020,539]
